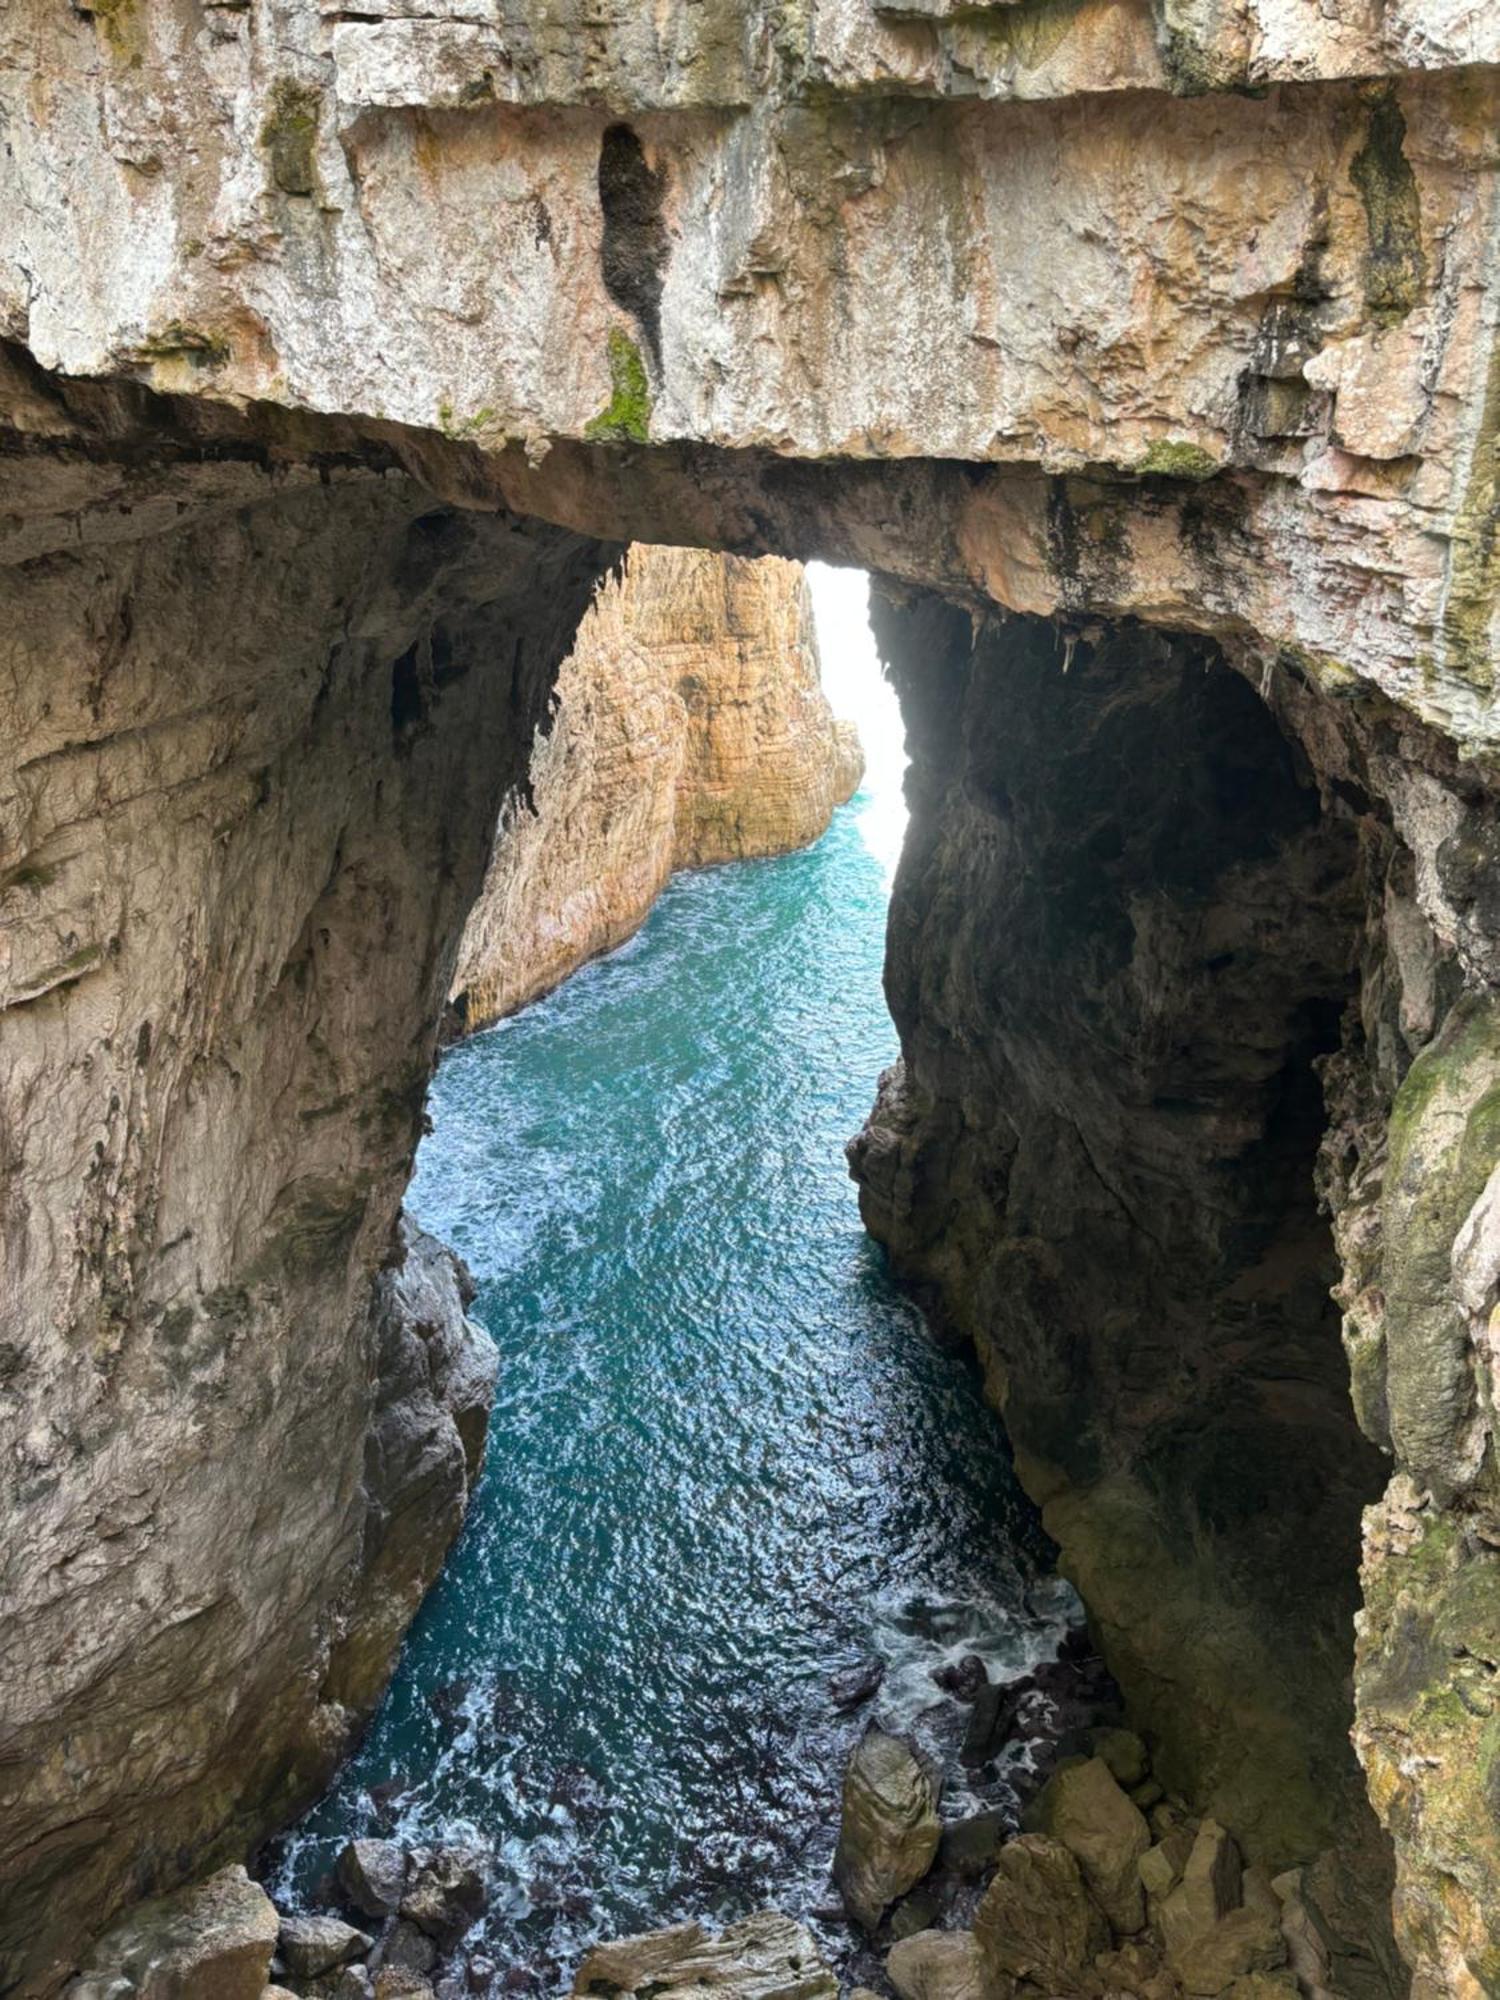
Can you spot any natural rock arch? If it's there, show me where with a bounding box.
[3,6,1500,1993]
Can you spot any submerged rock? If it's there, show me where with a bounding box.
[833,1729,943,1931]
[65,1866,278,2000]
[571,1913,836,1999]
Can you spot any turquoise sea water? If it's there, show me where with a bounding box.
[276,771,1062,1988]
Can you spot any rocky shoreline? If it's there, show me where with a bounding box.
[65,1605,1327,2000]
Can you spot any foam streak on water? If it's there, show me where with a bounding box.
[275,633,1063,1988]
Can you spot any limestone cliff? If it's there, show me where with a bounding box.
[2,2,1500,1991]
[450,546,861,1030]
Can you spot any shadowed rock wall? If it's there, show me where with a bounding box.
[450,545,861,1030]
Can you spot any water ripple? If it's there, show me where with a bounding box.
[274,799,1061,1989]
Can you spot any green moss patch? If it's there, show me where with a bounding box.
[1137,439,1221,482]
[1350,88,1425,327]
[260,77,321,197]
[584,327,653,445]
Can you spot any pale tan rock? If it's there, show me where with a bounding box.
[571,1912,837,1998]
[885,1929,985,2000]
[69,1866,278,2000]
[833,1729,943,1931]
[973,1834,1108,1988]
[1159,1820,1243,1949]
[1023,1755,1152,1934]
[451,545,861,1028]
[1167,1906,1288,1995]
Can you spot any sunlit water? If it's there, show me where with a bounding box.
[275,585,1065,1990]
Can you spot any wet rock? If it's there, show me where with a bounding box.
[833,1729,943,1931]
[280,1913,373,1979]
[959,1681,1006,1766]
[1022,1755,1151,1934]
[400,1847,490,1951]
[937,1810,1007,1880]
[377,1920,439,1975]
[571,1913,837,1998]
[374,1972,437,2000]
[831,1658,887,1712]
[931,1655,988,1702]
[66,1865,278,2000]
[338,1841,410,1923]
[886,1929,985,2000]
[973,1834,1108,1989]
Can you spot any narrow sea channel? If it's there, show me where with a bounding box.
[276,573,1064,1987]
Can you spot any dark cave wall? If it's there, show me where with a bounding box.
[849,595,1402,1990]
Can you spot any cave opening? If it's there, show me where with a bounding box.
[7,436,1478,2000]
[265,552,1399,1992]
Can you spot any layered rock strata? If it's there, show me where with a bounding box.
[0,432,616,1994]
[450,545,861,1030]
[3,2,1500,1991]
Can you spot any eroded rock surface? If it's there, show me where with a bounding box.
[0,451,613,1993]
[571,1913,837,2000]
[450,545,861,1029]
[2,1,1500,1991]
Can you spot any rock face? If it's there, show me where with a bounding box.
[3,4,1500,1994]
[450,544,861,1029]
[571,1913,837,2000]
[0,452,613,1995]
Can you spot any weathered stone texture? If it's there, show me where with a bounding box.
[0,445,613,1994]
[3,2,1500,1993]
[450,544,860,1029]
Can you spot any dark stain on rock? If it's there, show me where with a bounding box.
[598,123,669,371]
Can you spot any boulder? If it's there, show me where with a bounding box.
[327,1969,376,2000]
[831,1658,887,1711]
[373,1974,436,2000]
[937,1810,1007,1879]
[400,1846,489,1950]
[1139,1824,1196,1900]
[377,1921,438,1975]
[833,1730,942,1931]
[973,1834,1108,1990]
[338,1841,410,1920]
[67,1865,278,2000]
[279,1914,372,1980]
[572,1913,837,1998]
[1096,1938,1179,2000]
[1087,1728,1150,1789]
[1169,1907,1288,1995]
[1022,1755,1151,1934]
[1162,1820,1242,1941]
[886,1929,986,2000]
